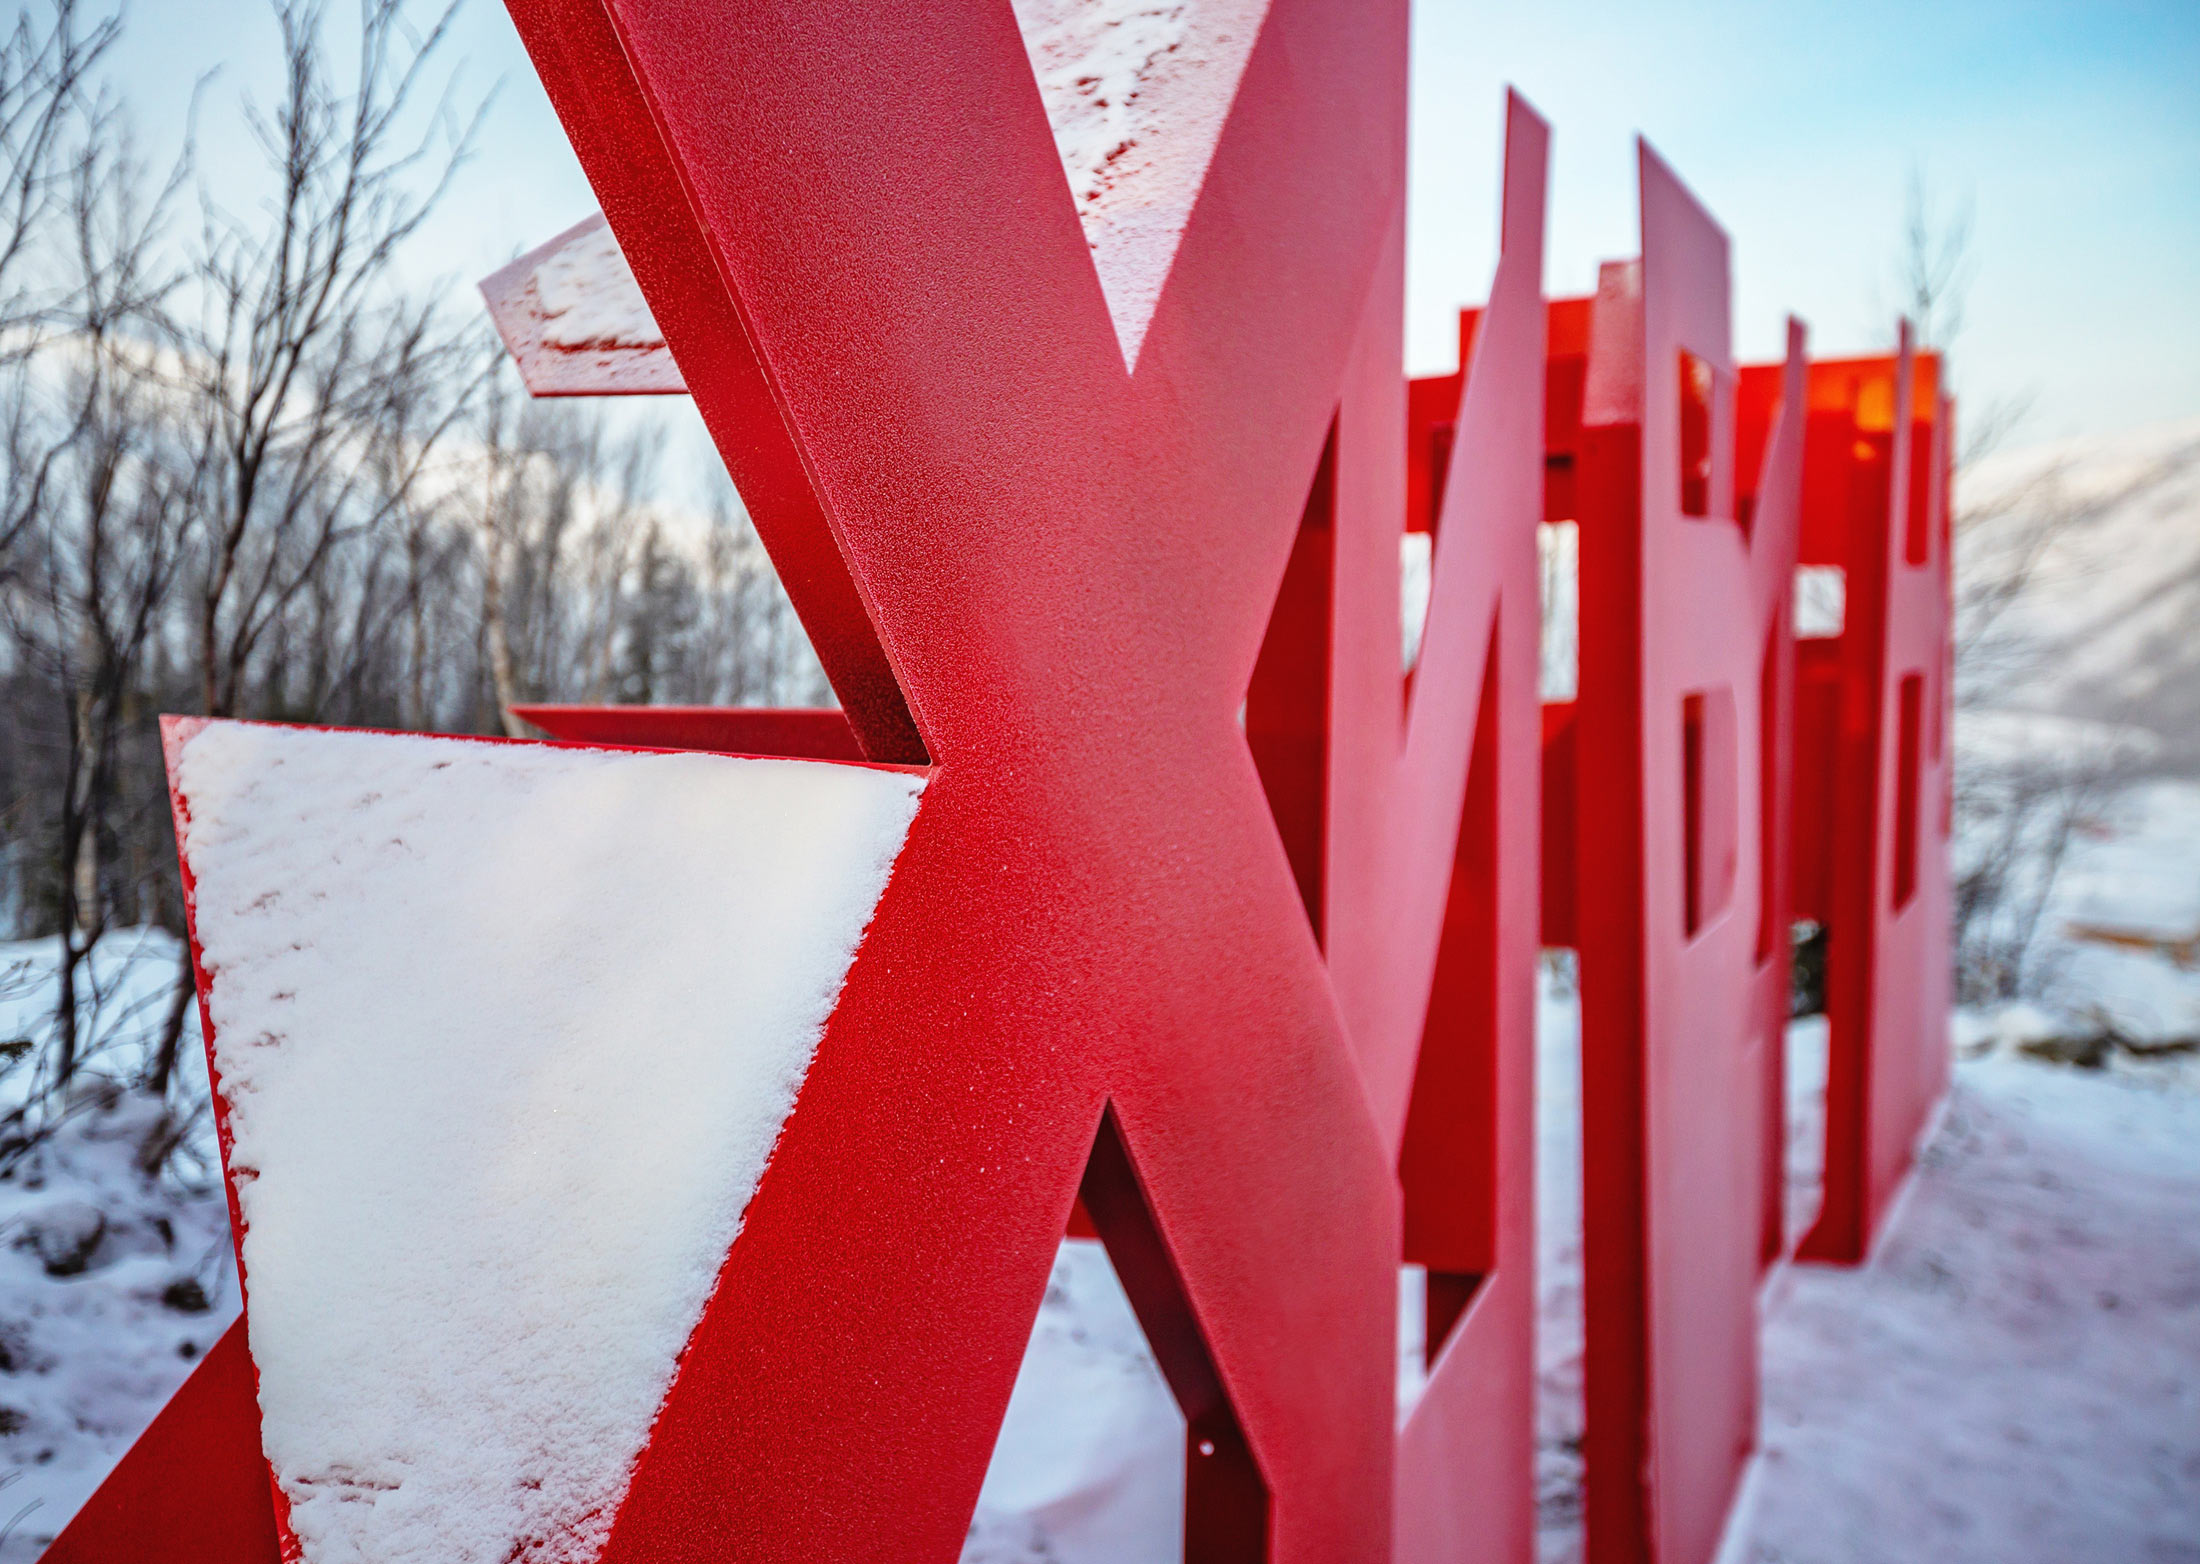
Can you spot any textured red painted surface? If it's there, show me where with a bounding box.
[513,703,863,760]
[1535,146,1808,1564]
[1378,96,1547,1564]
[512,0,1409,1558]
[42,1319,281,1563]
[1789,339,1955,1265]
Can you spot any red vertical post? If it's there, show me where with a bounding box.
[1543,144,1806,1564]
[1352,96,1547,1564]
[1792,338,1955,1264]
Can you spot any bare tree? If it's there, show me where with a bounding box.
[1955,446,2200,707]
[1950,737,2132,1005]
[0,84,186,1104]
[0,0,118,339]
[1893,169,1972,356]
[0,0,832,1161]
[175,0,484,722]
[1904,167,2200,1002]
[134,0,486,1094]
[472,365,531,735]
[0,0,120,578]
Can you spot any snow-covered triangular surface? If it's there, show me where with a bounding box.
[170,721,923,1564]
[1010,0,1270,371]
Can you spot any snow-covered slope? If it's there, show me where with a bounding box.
[1959,415,2200,767]
[2007,777,2200,1051]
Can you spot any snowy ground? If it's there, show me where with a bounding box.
[3,933,2194,1562]
[1530,975,1830,1564]
[1738,1047,2200,1564]
[2027,779,2200,1065]
[1537,968,2200,1564]
[0,931,235,1562]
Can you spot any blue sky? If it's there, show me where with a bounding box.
[1407,0,2200,442]
[112,0,2199,447]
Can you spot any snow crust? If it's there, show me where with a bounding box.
[1400,531,1434,675]
[534,218,664,350]
[174,722,922,1564]
[1009,0,1268,370]
[1792,566,1844,639]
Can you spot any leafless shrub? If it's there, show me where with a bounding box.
[1881,166,2186,1006]
[0,1,834,1172]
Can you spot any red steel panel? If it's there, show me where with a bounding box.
[1791,341,1955,1264]
[1736,358,1804,1271]
[88,1,1417,1556]
[1358,96,1548,1564]
[1540,144,1806,1564]
[42,1319,282,1564]
[512,703,863,761]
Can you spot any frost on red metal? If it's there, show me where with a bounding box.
[1787,335,1954,1265]
[1535,145,1807,1564]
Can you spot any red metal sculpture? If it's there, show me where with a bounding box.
[495,6,1415,1555]
[64,1,1416,1560]
[46,2,1964,1559]
[1533,146,1808,1564]
[515,703,863,761]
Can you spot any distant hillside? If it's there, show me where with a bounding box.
[1958,416,2200,774]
